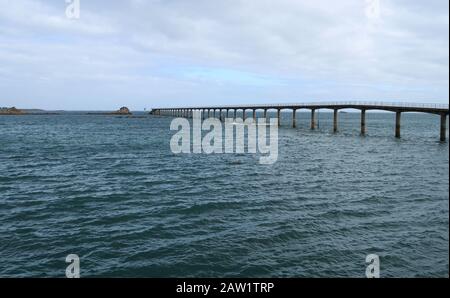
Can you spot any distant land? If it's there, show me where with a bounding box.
[0,106,135,116]
[0,107,26,115]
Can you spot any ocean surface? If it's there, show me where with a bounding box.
[0,111,448,277]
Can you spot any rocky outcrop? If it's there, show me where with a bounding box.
[109,107,132,115]
[0,107,25,115]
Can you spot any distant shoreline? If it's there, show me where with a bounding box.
[0,106,139,116]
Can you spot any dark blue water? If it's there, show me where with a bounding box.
[0,112,448,277]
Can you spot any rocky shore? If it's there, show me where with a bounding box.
[0,107,25,115]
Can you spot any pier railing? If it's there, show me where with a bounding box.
[182,101,449,110]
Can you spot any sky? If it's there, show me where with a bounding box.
[0,0,448,110]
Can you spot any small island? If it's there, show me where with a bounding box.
[109,107,132,115]
[0,107,25,115]
[86,106,133,116]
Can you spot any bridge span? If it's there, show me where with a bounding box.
[150,101,449,141]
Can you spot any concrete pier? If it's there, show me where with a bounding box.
[441,113,447,142]
[253,109,256,122]
[333,109,338,133]
[277,109,281,126]
[292,109,297,128]
[311,109,316,130]
[361,109,366,135]
[151,102,449,141]
[395,112,401,138]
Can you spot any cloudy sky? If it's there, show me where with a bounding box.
[0,0,448,110]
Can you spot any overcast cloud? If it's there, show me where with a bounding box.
[0,0,448,110]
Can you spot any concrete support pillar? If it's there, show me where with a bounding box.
[243,109,246,121]
[292,109,297,128]
[263,109,267,120]
[219,109,223,121]
[333,109,338,133]
[361,109,366,135]
[395,112,401,138]
[253,109,256,122]
[440,113,447,142]
[277,109,281,126]
[233,109,236,119]
[226,109,229,119]
[311,109,316,130]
